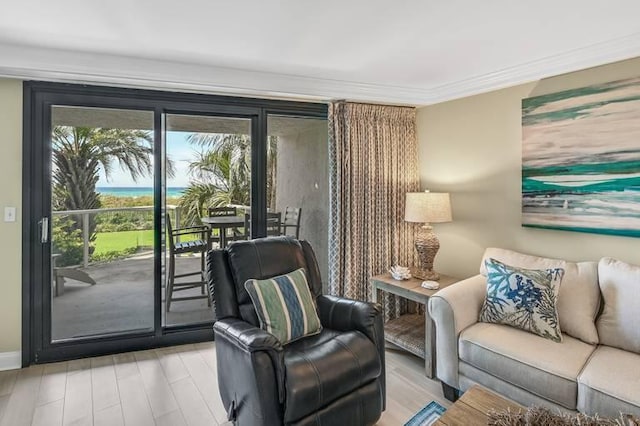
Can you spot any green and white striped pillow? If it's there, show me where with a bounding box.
[244,268,322,345]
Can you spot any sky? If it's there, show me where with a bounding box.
[97,131,195,188]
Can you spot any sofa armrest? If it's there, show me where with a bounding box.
[316,295,386,409]
[427,275,486,389]
[213,319,285,424]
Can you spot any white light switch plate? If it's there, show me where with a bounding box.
[4,207,16,222]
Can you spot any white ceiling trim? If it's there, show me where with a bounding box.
[0,42,431,105]
[1,33,639,106]
[427,32,640,104]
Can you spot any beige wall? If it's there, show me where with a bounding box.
[417,57,640,279]
[0,78,23,353]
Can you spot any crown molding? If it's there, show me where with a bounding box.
[0,33,639,107]
[427,32,640,104]
[0,42,432,105]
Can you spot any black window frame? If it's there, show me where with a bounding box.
[22,81,327,366]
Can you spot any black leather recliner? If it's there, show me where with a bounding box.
[208,236,386,425]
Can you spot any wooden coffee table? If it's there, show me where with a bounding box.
[434,386,523,426]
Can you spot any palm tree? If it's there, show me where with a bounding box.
[52,126,154,212]
[178,134,278,225]
[52,126,154,265]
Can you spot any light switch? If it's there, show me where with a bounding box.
[4,207,16,222]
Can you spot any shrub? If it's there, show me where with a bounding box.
[91,247,138,263]
[52,216,85,267]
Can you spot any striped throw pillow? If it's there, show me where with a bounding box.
[244,268,322,345]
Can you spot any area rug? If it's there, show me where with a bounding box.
[405,401,446,426]
[488,406,640,426]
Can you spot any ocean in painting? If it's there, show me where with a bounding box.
[522,77,640,238]
[97,187,186,198]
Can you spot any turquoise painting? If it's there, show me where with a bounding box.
[522,77,640,238]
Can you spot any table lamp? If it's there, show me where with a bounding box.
[405,191,452,280]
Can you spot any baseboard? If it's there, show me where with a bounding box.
[0,351,22,371]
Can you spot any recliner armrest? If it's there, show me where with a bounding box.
[316,295,381,341]
[316,294,386,410]
[214,318,283,353]
[213,318,285,423]
[427,274,486,389]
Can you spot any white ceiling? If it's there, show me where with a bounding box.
[1,0,639,105]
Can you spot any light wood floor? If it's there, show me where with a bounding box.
[0,343,450,426]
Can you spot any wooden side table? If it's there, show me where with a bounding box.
[371,273,459,378]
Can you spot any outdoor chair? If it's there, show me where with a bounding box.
[267,211,282,236]
[166,213,211,311]
[207,206,237,217]
[281,206,302,239]
[208,237,386,425]
[236,212,282,241]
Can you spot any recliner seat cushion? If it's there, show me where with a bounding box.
[459,323,595,410]
[283,328,381,423]
[578,345,640,417]
[479,248,600,344]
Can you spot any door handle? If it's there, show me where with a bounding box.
[39,217,49,243]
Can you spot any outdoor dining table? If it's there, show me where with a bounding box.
[201,215,245,248]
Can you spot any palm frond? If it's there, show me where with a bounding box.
[177,182,230,225]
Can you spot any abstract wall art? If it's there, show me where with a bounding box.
[522,77,640,237]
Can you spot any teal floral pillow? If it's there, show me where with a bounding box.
[479,258,564,342]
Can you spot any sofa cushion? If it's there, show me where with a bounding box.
[480,248,600,344]
[577,345,640,417]
[479,258,564,342]
[459,322,595,410]
[596,258,640,354]
[283,328,381,423]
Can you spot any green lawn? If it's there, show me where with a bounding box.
[93,229,205,255]
[93,230,154,255]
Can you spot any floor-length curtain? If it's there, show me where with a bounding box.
[328,102,419,319]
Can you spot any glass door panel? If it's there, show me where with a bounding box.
[164,113,252,327]
[266,115,329,282]
[50,106,155,341]
[26,81,326,365]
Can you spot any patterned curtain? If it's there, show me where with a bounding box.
[328,102,419,320]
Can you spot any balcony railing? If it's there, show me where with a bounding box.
[52,205,180,268]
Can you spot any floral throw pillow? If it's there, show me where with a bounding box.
[479,258,564,342]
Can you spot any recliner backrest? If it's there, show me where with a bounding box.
[207,236,323,326]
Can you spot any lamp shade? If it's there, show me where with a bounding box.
[405,192,452,223]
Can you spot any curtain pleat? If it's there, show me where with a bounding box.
[328,102,419,320]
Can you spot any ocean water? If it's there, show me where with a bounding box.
[97,187,186,198]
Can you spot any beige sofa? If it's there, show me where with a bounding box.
[428,248,640,417]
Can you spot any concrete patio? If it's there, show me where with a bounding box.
[51,253,213,341]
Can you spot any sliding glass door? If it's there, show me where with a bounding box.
[164,113,253,327]
[23,82,327,364]
[50,106,156,342]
